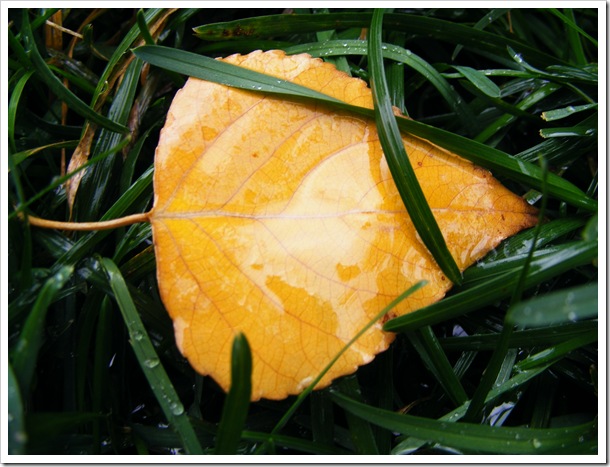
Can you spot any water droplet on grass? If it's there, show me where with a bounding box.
[144,358,160,369]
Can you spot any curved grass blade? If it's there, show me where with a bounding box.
[548,8,598,47]
[285,40,475,132]
[515,330,598,372]
[10,265,74,398]
[21,11,128,134]
[9,140,79,170]
[368,9,461,284]
[384,240,597,333]
[331,391,597,454]
[438,321,598,351]
[407,327,468,406]
[8,69,34,153]
[134,45,344,103]
[214,333,252,455]
[134,45,597,213]
[453,65,501,98]
[254,281,426,454]
[100,258,203,455]
[452,8,511,60]
[194,12,563,67]
[8,364,27,454]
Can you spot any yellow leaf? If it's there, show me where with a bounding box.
[150,50,537,401]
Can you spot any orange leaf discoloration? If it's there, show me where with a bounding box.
[150,50,537,400]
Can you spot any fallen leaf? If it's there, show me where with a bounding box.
[150,50,537,401]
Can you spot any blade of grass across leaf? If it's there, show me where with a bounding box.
[368,9,461,284]
[254,281,426,454]
[465,156,549,423]
[134,45,597,213]
[215,333,252,455]
[331,391,597,454]
[285,40,476,133]
[100,258,203,455]
[384,240,597,332]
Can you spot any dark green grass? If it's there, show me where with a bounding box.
[7,8,599,455]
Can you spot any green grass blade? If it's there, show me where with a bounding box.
[194,12,564,67]
[453,65,501,98]
[394,117,596,212]
[9,140,79,170]
[541,103,597,121]
[368,9,461,284]
[10,265,74,398]
[134,45,597,213]
[21,11,128,134]
[336,378,379,454]
[255,281,426,453]
[549,8,598,48]
[8,69,34,153]
[8,363,27,455]
[134,45,343,103]
[384,240,597,332]
[508,283,598,328]
[242,430,351,455]
[439,321,597,351]
[90,8,166,108]
[285,39,476,132]
[331,391,597,454]
[75,57,144,221]
[215,333,252,455]
[100,258,203,455]
[515,330,598,372]
[9,136,132,219]
[407,327,468,406]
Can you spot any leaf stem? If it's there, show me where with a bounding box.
[24,212,151,231]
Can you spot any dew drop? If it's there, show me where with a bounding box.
[568,311,578,321]
[169,401,185,416]
[531,438,542,449]
[144,358,160,369]
[132,331,144,342]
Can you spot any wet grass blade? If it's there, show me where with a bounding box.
[508,283,598,328]
[10,265,74,398]
[368,9,461,284]
[453,65,501,98]
[134,45,597,213]
[384,240,597,332]
[285,40,476,133]
[100,258,203,455]
[21,11,128,134]
[194,12,563,67]
[8,364,27,454]
[407,327,468,406]
[215,333,252,455]
[331,391,597,454]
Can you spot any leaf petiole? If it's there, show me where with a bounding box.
[24,212,151,231]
